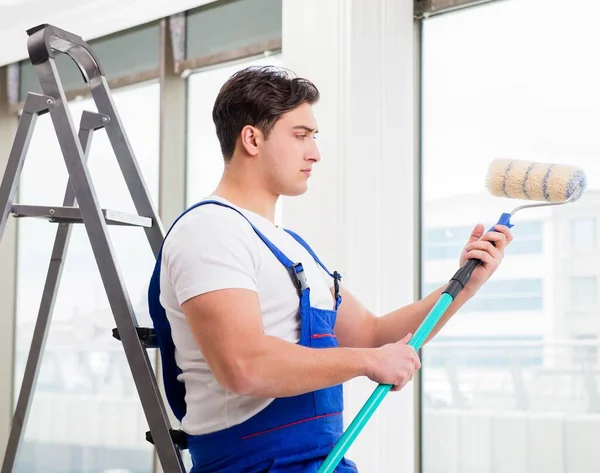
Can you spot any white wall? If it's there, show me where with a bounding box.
[282,1,418,472]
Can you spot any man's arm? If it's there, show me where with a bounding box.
[181,288,420,397]
[333,224,513,349]
[332,284,470,349]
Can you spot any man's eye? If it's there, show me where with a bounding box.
[297,134,307,140]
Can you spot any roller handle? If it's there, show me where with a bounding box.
[26,24,104,81]
[317,211,515,473]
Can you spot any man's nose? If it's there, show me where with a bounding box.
[306,142,321,162]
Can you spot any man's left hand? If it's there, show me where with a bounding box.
[459,224,514,295]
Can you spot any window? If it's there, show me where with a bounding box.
[186,0,282,60]
[423,279,544,312]
[571,217,596,250]
[572,335,598,365]
[186,53,284,222]
[570,276,598,308]
[14,82,159,473]
[423,226,471,260]
[420,1,600,472]
[423,221,543,260]
[423,336,544,368]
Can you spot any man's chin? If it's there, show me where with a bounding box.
[284,188,309,197]
[279,183,309,197]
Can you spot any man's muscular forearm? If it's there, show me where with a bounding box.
[224,336,371,397]
[372,284,473,348]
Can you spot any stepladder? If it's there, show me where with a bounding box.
[0,24,187,473]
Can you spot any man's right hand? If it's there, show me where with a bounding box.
[367,333,421,391]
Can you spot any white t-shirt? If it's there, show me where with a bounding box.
[159,195,336,435]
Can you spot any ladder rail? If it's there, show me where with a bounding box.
[0,23,186,473]
[1,111,100,473]
[30,46,185,473]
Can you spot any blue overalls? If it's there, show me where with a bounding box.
[148,200,358,472]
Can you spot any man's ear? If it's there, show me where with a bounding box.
[240,125,261,156]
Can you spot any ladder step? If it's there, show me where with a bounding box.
[112,326,158,349]
[10,204,152,227]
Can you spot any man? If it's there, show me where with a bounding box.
[148,66,512,473]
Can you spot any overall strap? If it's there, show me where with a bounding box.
[195,201,310,295]
[283,229,336,277]
[284,228,342,308]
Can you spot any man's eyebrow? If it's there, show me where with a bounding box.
[293,125,318,133]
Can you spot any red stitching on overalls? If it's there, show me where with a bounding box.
[240,412,342,440]
[311,333,336,339]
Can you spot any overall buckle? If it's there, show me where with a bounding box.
[333,271,341,301]
[292,263,309,295]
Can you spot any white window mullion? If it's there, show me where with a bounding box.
[282,1,418,471]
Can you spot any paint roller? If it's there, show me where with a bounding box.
[317,158,588,473]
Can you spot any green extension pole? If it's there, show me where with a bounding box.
[317,238,493,473]
[316,293,453,473]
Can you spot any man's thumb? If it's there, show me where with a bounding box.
[399,333,413,344]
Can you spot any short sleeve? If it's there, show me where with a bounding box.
[162,205,259,305]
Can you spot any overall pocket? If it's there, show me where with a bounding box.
[308,307,344,416]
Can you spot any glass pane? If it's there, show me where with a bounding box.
[425,226,473,244]
[186,0,282,60]
[186,54,284,222]
[511,220,543,238]
[506,238,543,254]
[571,217,597,249]
[477,278,543,295]
[573,335,598,365]
[424,279,544,312]
[423,244,464,260]
[424,220,543,260]
[464,295,543,312]
[570,276,598,308]
[421,1,600,472]
[14,82,160,473]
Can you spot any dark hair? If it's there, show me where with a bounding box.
[212,65,320,161]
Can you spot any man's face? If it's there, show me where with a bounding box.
[258,102,321,197]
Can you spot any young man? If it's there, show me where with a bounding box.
[148,66,512,473]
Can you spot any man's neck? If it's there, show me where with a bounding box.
[214,171,278,224]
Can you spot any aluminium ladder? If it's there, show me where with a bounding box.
[0,24,186,473]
